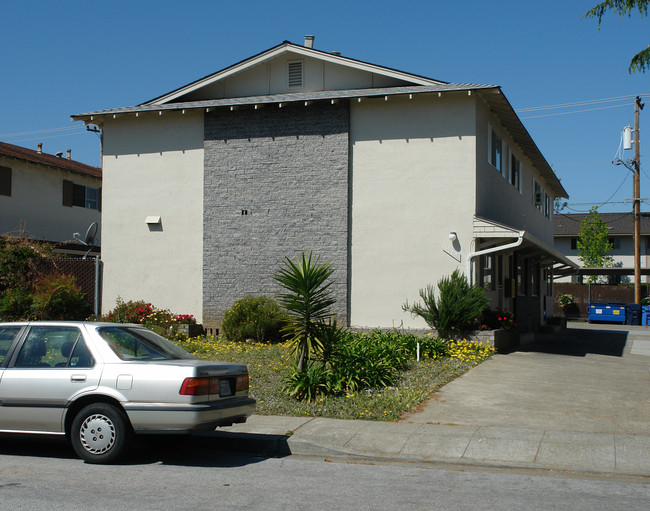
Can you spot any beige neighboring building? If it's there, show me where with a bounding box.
[72,37,575,332]
[554,212,650,283]
[0,141,101,254]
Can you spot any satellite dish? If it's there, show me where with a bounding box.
[73,222,98,259]
[84,222,98,246]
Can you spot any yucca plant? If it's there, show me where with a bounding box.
[403,269,489,338]
[273,252,336,371]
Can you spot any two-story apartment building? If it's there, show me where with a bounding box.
[0,141,101,254]
[72,37,574,332]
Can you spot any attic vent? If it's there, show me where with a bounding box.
[288,61,303,88]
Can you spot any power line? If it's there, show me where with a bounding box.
[0,126,83,138]
[516,94,646,113]
[520,103,630,120]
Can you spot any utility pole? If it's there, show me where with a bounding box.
[634,96,644,303]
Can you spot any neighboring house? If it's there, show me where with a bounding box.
[72,37,575,332]
[0,141,101,255]
[554,212,650,283]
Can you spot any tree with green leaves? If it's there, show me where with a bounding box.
[273,252,336,371]
[577,206,614,283]
[584,1,650,73]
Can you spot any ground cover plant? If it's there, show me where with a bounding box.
[173,330,494,421]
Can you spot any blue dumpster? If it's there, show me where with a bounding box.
[643,306,650,326]
[587,303,626,323]
[626,303,642,325]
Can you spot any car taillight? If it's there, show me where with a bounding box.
[180,376,246,396]
[236,374,249,391]
[180,377,214,396]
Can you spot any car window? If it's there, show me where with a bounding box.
[14,326,94,369]
[98,326,193,361]
[0,326,22,365]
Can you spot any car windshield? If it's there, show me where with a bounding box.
[97,326,194,361]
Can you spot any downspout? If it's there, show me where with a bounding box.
[466,231,526,285]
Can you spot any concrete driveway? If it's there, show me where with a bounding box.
[401,322,650,435]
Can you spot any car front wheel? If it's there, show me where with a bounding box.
[71,403,131,464]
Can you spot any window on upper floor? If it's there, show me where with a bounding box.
[63,180,99,210]
[288,60,304,88]
[571,237,578,250]
[0,166,11,197]
[533,180,543,212]
[544,193,551,219]
[510,153,521,191]
[608,237,621,250]
[488,124,503,174]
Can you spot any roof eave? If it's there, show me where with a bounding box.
[477,89,568,199]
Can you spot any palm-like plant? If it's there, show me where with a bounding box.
[273,252,336,371]
[403,269,488,339]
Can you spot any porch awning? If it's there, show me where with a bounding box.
[473,217,578,276]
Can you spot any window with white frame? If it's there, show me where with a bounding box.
[63,180,99,210]
[488,123,503,174]
[533,180,543,212]
[480,254,495,291]
[510,153,521,191]
[544,193,551,219]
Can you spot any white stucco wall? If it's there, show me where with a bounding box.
[0,158,100,243]
[101,111,204,321]
[349,93,477,329]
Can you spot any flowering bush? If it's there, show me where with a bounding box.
[556,293,574,310]
[103,298,154,324]
[171,314,196,324]
[481,309,517,331]
[101,298,196,328]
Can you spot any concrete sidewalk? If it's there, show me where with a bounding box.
[213,323,650,477]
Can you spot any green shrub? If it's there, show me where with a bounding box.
[31,274,91,320]
[222,295,287,342]
[283,329,444,400]
[556,293,575,310]
[0,236,53,293]
[402,269,489,338]
[0,288,34,320]
[283,365,332,402]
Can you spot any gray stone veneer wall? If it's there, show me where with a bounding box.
[203,101,350,330]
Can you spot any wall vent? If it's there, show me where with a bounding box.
[288,61,303,88]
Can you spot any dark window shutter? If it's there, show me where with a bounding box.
[0,166,11,197]
[63,180,74,206]
[73,184,85,207]
[98,187,102,212]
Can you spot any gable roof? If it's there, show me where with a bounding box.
[0,141,101,179]
[70,39,566,198]
[143,40,447,106]
[554,212,650,236]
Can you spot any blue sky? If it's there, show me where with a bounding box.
[1,0,648,213]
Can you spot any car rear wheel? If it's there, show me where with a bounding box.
[71,403,131,464]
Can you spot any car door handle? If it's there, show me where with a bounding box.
[71,375,87,382]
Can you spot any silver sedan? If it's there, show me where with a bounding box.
[0,321,255,463]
